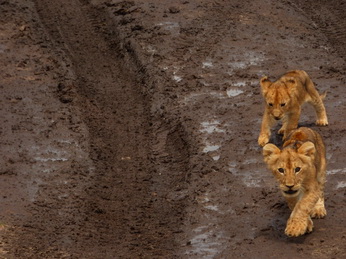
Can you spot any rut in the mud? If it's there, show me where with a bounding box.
[10,0,189,257]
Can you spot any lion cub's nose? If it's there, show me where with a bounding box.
[286,184,294,189]
[274,116,280,120]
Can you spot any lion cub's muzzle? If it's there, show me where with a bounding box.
[284,189,298,195]
[282,185,299,196]
[271,111,283,120]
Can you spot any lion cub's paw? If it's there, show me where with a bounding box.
[311,206,327,219]
[285,217,313,237]
[316,118,328,126]
[306,217,313,233]
[258,134,269,147]
[278,127,285,135]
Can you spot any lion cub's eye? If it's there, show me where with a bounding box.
[268,103,273,107]
[295,167,301,173]
[280,103,286,107]
[278,168,285,174]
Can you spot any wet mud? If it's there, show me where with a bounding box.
[0,0,345,258]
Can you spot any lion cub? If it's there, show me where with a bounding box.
[263,127,327,237]
[258,70,328,146]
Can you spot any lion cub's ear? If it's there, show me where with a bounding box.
[263,143,281,163]
[297,141,316,158]
[260,76,272,95]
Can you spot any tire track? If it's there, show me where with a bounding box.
[30,0,188,257]
[291,0,346,61]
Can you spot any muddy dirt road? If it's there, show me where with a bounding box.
[0,0,345,258]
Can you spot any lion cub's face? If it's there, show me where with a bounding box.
[263,142,315,197]
[260,77,293,120]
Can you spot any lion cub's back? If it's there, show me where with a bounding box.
[280,70,309,84]
[284,127,324,151]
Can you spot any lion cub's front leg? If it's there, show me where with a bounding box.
[285,216,313,237]
[310,197,327,219]
[258,111,275,146]
[305,77,329,126]
[258,132,270,147]
[311,96,328,126]
[278,110,301,141]
[284,196,313,237]
[285,188,320,237]
[278,116,287,136]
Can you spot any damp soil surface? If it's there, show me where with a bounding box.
[0,0,346,258]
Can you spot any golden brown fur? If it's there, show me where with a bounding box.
[263,127,326,237]
[258,70,328,146]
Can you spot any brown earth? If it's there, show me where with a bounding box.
[0,0,345,258]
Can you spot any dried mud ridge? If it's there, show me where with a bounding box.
[0,0,346,258]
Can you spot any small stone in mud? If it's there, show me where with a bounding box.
[169,7,180,14]
[57,82,66,92]
[19,25,27,31]
[59,95,74,103]
[132,24,144,31]
[94,208,106,214]
[120,17,134,25]
[57,83,75,103]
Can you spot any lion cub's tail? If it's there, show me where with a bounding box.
[320,91,327,100]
